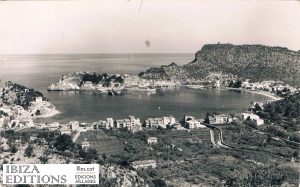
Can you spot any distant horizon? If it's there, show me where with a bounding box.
[0,43,298,55]
[0,52,194,55]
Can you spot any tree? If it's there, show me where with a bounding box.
[11,144,18,153]
[79,148,98,163]
[151,179,167,187]
[21,132,30,144]
[102,153,107,160]
[35,110,41,115]
[249,165,285,186]
[54,134,74,151]
[24,145,33,157]
[229,80,242,88]
[39,156,49,164]
[254,103,263,112]
[289,134,300,143]
[244,119,257,129]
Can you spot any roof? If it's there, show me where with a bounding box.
[208,116,215,121]
[131,160,156,166]
[147,137,157,140]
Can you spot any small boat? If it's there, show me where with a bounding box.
[126,86,156,92]
[186,85,205,89]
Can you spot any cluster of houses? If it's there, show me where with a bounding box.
[0,100,45,131]
[1,104,266,134]
[241,80,298,94]
[0,76,52,130]
[207,114,233,125]
[91,116,179,132]
[144,116,176,129]
[93,116,143,133]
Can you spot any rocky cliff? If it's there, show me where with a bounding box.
[140,44,300,85]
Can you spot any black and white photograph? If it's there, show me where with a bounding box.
[0,0,299,186]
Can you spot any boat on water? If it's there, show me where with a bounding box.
[186,85,205,89]
[112,86,125,95]
[125,86,156,92]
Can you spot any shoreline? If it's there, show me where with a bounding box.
[221,87,282,101]
[35,109,60,119]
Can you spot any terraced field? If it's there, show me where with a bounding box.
[190,129,212,145]
[77,130,124,155]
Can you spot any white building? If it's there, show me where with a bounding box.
[186,120,206,129]
[48,122,60,130]
[131,160,157,170]
[241,113,260,120]
[145,118,164,128]
[35,97,43,103]
[127,116,142,132]
[115,116,142,132]
[81,81,95,90]
[145,116,176,129]
[94,118,115,129]
[147,137,158,145]
[184,115,206,129]
[61,129,72,135]
[253,118,264,126]
[208,114,232,124]
[81,138,90,149]
[241,113,264,126]
[107,118,114,127]
[162,116,176,126]
[14,106,25,115]
[215,80,221,88]
[70,121,80,131]
[184,115,195,122]
[7,120,21,129]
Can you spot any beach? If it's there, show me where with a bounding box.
[36,109,60,119]
[221,87,282,101]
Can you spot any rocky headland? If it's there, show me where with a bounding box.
[48,72,178,94]
[139,44,300,86]
[48,72,125,92]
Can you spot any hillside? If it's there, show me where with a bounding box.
[140,44,300,85]
[138,62,188,81]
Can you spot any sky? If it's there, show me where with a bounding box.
[0,0,299,54]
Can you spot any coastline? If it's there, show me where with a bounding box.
[220,87,282,101]
[35,109,60,119]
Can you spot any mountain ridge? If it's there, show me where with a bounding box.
[139,43,300,85]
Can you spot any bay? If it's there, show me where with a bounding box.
[0,54,270,123]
